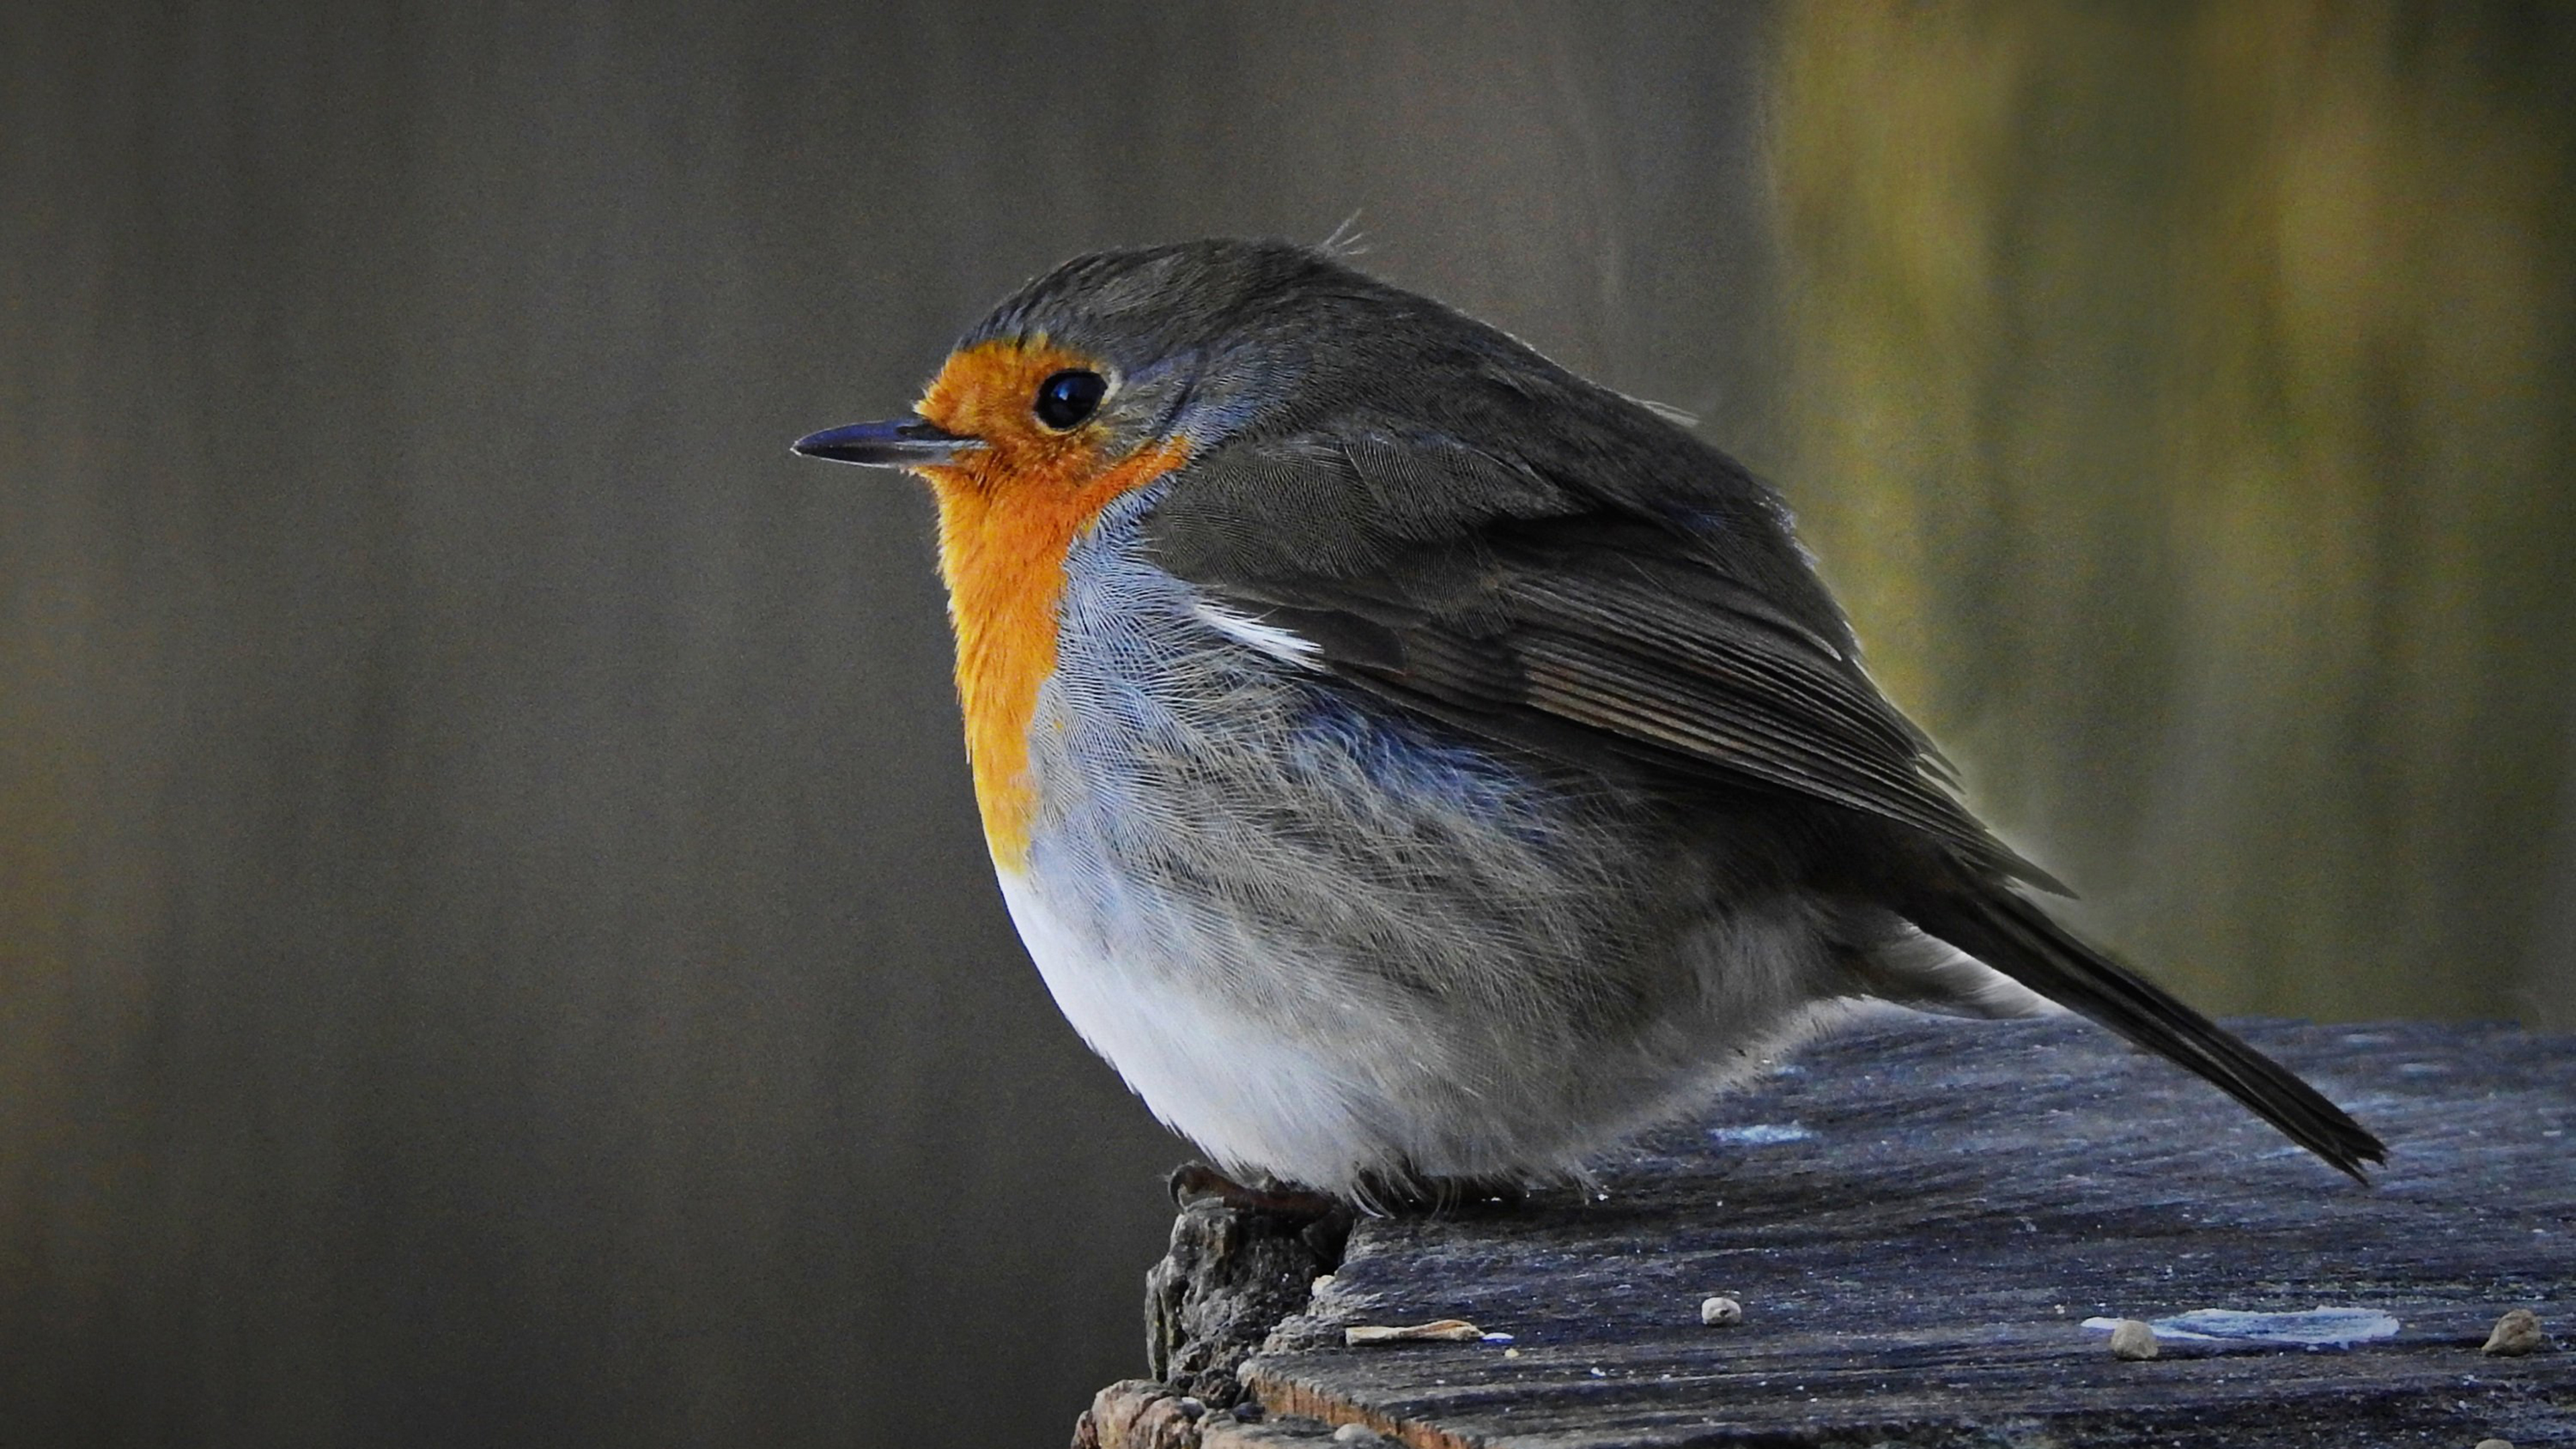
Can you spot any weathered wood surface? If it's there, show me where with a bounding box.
[1085,1016,2573,1448]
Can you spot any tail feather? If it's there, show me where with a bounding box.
[1904,883,2387,1181]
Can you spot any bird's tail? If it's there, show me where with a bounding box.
[1902,881,2387,1181]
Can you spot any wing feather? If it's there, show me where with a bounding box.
[1142,421,2051,885]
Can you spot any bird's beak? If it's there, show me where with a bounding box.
[789,417,977,468]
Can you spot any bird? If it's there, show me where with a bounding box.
[792,237,2384,1209]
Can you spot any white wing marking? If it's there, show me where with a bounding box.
[1191,599,1323,667]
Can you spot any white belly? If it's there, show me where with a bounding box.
[993,855,1848,1199]
[996,867,1385,1189]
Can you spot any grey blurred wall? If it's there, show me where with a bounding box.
[0,5,1783,1445]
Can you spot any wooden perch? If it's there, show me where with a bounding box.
[1077,1015,2573,1448]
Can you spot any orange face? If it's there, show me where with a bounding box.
[906,337,1189,867]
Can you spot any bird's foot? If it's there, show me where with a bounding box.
[1166,1161,1345,1221]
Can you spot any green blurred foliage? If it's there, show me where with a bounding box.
[1776,1,2576,1026]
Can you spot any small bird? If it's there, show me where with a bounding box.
[794,239,2383,1207]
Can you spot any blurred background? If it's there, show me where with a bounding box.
[3,3,2569,1445]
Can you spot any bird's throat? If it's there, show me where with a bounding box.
[926,439,1190,868]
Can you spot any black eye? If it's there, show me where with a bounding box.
[1033,369,1107,429]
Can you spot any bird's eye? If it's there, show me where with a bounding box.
[1033,369,1107,430]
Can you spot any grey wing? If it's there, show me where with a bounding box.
[1141,420,2056,889]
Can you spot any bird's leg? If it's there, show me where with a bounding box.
[1166,1161,1344,1221]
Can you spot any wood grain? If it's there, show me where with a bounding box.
[1198,1016,2572,1446]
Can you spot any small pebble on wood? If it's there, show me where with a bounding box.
[1331,1424,1390,1446]
[1346,1319,1484,1346]
[2108,1319,2159,1360]
[2483,1308,2543,1356]
[1700,1295,1744,1327]
[2474,1439,2514,1449]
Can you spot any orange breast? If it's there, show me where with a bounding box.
[913,339,1189,868]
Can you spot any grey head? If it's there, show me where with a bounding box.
[949,238,1688,461]
[790,239,1378,466]
[932,239,1411,460]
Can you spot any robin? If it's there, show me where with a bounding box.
[793,238,2382,1208]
